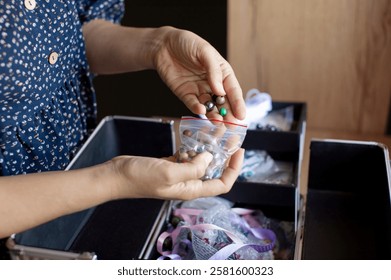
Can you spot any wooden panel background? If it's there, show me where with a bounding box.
[228,0,391,133]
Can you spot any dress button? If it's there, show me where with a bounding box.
[48,51,59,65]
[24,0,37,10]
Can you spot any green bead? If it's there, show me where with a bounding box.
[163,237,173,251]
[219,107,227,117]
[171,216,182,227]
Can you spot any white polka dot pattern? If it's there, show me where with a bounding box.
[0,0,124,175]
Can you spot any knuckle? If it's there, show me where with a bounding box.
[160,167,176,185]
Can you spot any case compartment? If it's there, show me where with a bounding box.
[301,140,391,259]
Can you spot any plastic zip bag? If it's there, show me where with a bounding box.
[176,116,247,180]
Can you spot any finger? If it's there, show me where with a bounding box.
[215,148,244,189]
[210,120,227,139]
[198,92,213,104]
[183,148,245,199]
[163,155,177,162]
[223,73,246,120]
[204,90,241,124]
[200,47,226,96]
[200,48,245,121]
[179,90,219,116]
[169,177,228,200]
[180,93,206,115]
[198,92,217,115]
[167,149,245,200]
[204,94,231,122]
[224,133,241,154]
[167,152,213,182]
[174,179,224,200]
[205,108,223,121]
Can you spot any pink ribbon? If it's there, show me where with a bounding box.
[156,207,276,260]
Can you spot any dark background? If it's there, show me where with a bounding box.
[94,0,227,121]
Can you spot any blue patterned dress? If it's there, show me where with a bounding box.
[0,0,124,175]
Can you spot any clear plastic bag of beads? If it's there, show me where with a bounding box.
[176,116,247,180]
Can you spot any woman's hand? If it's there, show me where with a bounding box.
[84,22,246,122]
[110,148,244,201]
[152,27,246,123]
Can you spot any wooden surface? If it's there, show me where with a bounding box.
[228,0,391,134]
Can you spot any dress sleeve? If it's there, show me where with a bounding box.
[77,0,125,25]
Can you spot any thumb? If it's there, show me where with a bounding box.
[173,152,213,181]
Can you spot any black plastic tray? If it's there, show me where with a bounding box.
[244,101,306,161]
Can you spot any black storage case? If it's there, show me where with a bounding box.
[12,116,175,260]
[223,101,307,234]
[231,101,307,222]
[11,110,391,260]
[9,102,308,260]
[244,101,307,161]
[301,140,391,259]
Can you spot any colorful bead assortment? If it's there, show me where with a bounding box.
[204,94,228,117]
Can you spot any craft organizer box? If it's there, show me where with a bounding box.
[8,105,391,259]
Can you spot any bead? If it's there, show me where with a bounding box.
[179,146,188,154]
[219,107,227,117]
[205,144,214,153]
[188,150,197,158]
[163,237,173,251]
[256,124,279,131]
[194,144,206,153]
[171,216,182,227]
[215,96,226,105]
[212,167,224,179]
[183,129,192,137]
[204,101,215,112]
[178,152,189,162]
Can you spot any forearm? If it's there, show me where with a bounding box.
[83,19,170,74]
[0,161,116,238]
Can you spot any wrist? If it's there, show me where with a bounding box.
[148,26,178,69]
[104,156,138,201]
[95,159,124,201]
